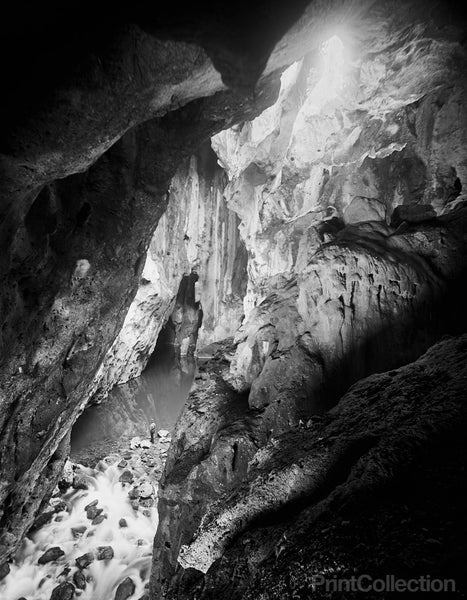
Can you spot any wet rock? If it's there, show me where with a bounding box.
[75,552,94,569]
[119,518,128,528]
[96,546,114,560]
[130,500,139,510]
[31,510,55,530]
[143,510,151,518]
[128,487,139,500]
[50,582,75,600]
[139,498,154,508]
[0,561,10,579]
[86,505,103,520]
[71,525,87,538]
[84,499,98,511]
[92,514,106,525]
[122,452,132,460]
[52,500,68,513]
[119,470,134,484]
[118,459,128,468]
[137,481,153,499]
[115,577,135,600]
[72,476,88,491]
[73,570,86,590]
[38,547,65,564]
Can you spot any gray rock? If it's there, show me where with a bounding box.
[119,518,128,528]
[73,569,86,590]
[91,514,106,525]
[84,499,98,511]
[75,552,94,569]
[115,577,135,600]
[119,470,134,484]
[96,546,114,560]
[32,510,55,530]
[71,525,87,538]
[50,581,75,600]
[38,546,65,564]
[0,561,10,580]
[86,505,103,520]
[72,476,88,490]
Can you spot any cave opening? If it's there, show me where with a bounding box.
[1,3,467,600]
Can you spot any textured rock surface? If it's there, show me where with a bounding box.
[150,4,467,595]
[0,5,311,559]
[227,207,467,435]
[91,144,247,398]
[212,7,467,316]
[156,335,467,598]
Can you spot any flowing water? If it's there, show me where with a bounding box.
[0,351,196,600]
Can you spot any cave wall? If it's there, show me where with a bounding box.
[90,144,247,400]
[152,3,467,597]
[0,64,286,562]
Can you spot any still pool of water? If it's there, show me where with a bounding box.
[71,352,196,461]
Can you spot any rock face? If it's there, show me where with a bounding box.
[91,142,248,399]
[150,3,467,597]
[0,1,315,561]
[153,335,467,597]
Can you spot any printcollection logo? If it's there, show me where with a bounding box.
[310,574,456,594]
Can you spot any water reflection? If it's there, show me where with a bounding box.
[71,349,196,455]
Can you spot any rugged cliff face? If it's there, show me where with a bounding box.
[91,144,247,399]
[151,3,467,598]
[0,0,328,561]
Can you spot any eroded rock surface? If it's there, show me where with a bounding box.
[155,335,467,598]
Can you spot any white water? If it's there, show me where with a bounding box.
[0,458,157,600]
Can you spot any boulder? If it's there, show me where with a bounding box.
[73,570,86,590]
[119,470,134,484]
[50,582,75,600]
[137,481,153,499]
[96,546,114,560]
[0,561,10,580]
[92,514,106,525]
[71,525,87,538]
[38,547,64,564]
[115,577,136,600]
[75,552,94,569]
[86,506,103,520]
